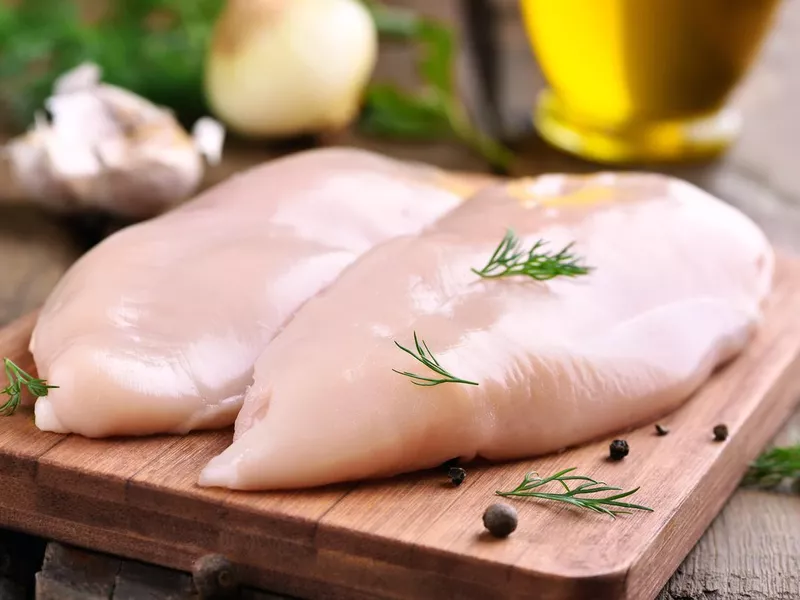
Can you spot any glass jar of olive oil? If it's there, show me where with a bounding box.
[520,0,781,164]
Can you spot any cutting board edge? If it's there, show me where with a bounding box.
[624,332,800,600]
[1,253,799,600]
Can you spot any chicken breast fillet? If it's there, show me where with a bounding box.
[29,147,468,437]
[199,173,773,490]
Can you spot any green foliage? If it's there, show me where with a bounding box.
[360,2,513,172]
[743,444,800,491]
[0,0,223,130]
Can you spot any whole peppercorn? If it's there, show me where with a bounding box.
[609,439,629,460]
[713,424,729,442]
[655,424,669,436]
[441,457,460,470]
[191,554,238,599]
[482,503,518,538]
[448,467,467,486]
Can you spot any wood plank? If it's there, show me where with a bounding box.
[317,464,522,573]
[221,482,353,543]
[0,256,799,599]
[498,257,800,599]
[312,549,505,600]
[214,485,356,589]
[0,206,80,327]
[128,428,351,587]
[656,488,800,600]
[127,431,232,522]
[35,542,121,600]
[315,255,800,599]
[36,435,184,504]
[2,505,207,577]
[657,410,800,600]
[113,559,193,600]
[0,312,65,482]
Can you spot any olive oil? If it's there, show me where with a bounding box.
[520,0,781,163]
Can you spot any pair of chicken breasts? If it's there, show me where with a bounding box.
[30,148,773,490]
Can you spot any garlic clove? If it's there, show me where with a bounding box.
[192,117,227,166]
[52,61,102,95]
[4,62,226,220]
[3,125,73,211]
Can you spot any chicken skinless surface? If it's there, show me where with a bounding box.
[199,173,773,490]
[29,148,468,437]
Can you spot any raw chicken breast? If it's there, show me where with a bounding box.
[30,147,470,437]
[200,173,773,490]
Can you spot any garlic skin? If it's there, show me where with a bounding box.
[205,0,378,138]
[4,62,226,220]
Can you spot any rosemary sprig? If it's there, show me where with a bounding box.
[0,358,58,416]
[392,331,478,387]
[496,467,653,519]
[472,229,592,281]
[742,444,800,491]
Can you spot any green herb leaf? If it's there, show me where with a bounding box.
[360,3,514,172]
[472,229,592,281]
[743,445,800,491]
[416,20,455,97]
[0,0,223,129]
[362,1,420,39]
[1,358,58,417]
[359,85,451,139]
[496,467,653,519]
[392,331,479,387]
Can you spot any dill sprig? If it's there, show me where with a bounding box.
[472,229,592,281]
[1,358,58,416]
[392,331,478,387]
[496,467,653,519]
[742,445,800,491]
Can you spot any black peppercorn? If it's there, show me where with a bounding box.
[655,424,669,436]
[482,503,518,538]
[609,439,629,460]
[713,424,729,442]
[441,457,460,470]
[448,467,467,486]
[192,554,238,599]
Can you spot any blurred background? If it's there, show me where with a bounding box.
[0,0,797,317]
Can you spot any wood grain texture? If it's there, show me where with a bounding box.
[35,542,208,600]
[657,410,800,600]
[454,2,800,598]
[0,3,797,596]
[35,542,122,600]
[0,207,79,327]
[657,489,800,600]
[1,254,800,600]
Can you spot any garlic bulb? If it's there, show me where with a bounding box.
[205,0,378,138]
[4,62,226,220]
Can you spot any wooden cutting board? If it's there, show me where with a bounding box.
[2,256,800,600]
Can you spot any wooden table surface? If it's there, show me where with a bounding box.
[1,1,799,599]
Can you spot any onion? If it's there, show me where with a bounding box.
[205,0,378,138]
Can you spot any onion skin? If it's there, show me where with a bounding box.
[205,0,378,139]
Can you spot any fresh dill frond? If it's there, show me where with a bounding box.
[743,445,800,491]
[472,229,592,281]
[392,331,478,387]
[496,467,653,519]
[0,358,58,416]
